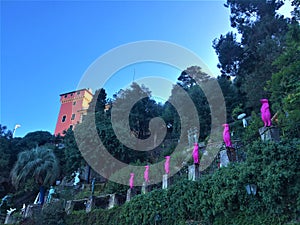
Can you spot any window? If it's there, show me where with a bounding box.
[77,91,80,95]
[73,101,76,105]
[64,94,68,98]
[69,125,73,130]
[70,93,73,96]
[71,114,75,120]
[62,115,66,122]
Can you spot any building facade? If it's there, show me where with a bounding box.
[54,88,93,136]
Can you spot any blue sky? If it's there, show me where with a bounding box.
[1,0,293,137]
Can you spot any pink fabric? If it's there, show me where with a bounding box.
[144,165,149,183]
[129,173,134,189]
[192,143,199,164]
[164,156,170,174]
[260,99,272,127]
[222,124,232,147]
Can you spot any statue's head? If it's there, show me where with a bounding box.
[194,142,198,146]
[145,165,149,169]
[260,99,269,103]
[130,173,134,177]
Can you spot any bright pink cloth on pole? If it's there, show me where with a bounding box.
[193,142,199,164]
[164,156,170,174]
[129,173,134,189]
[260,99,272,127]
[222,124,232,147]
[144,165,149,183]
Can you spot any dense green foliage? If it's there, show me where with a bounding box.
[64,138,300,225]
[266,23,300,138]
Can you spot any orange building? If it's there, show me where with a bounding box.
[54,88,93,136]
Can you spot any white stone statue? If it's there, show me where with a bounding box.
[6,208,16,215]
[74,171,80,186]
[46,186,55,203]
[238,113,248,128]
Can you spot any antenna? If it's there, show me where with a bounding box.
[133,68,135,82]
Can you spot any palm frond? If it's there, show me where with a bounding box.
[10,146,60,189]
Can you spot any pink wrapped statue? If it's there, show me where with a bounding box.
[222,124,232,147]
[260,99,272,127]
[192,143,199,164]
[129,173,134,189]
[144,165,149,183]
[164,156,170,174]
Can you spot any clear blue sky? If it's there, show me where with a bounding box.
[0,0,293,137]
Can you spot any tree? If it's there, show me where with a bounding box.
[162,101,180,139]
[62,128,85,177]
[225,0,284,32]
[111,83,162,161]
[214,0,290,110]
[87,88,107,114]
[17,131,54,151]
[213,32,243,77]
[0,125,13,197]
[11,146,60,205]
[172,66,213,140]
[267,22,300,138]
[217,75,241,122]
[292,0,300,20]
[177,66,211,89]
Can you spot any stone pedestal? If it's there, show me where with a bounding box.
[188,164,200,181]
[162,174,168,189]
[108,194,116,209]
[65,199,86,214]
[259,126,280,142]
[126,188,135,202]
[24,204,42,218]
[65,200,73,215]
[220,150,230,167]
[226,147,236,162]
[4,213,17,224]
[85,196,95,213]
[142,181,149,194]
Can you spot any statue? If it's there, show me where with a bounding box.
[144,165,150,183]
[237,113,248,128]
[21,204,26,215]
[6,208,16,215]
[46,186,55,203]
[73,171,80,186]
[129,173,134,189]
[222,124,232,147]
[260,99,272,127]
[164,156,170,174]
[0,195,11,207]
[192,143,199,164]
